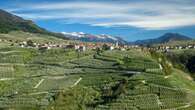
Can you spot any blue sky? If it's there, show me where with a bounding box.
[1,0,195,41]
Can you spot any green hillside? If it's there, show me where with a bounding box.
[0,31,67,43]
[0,40,195,110]
[0,9,67,39]
[166,49,195,79]
[0,9,195,109]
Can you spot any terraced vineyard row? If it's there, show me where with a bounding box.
[81,50,192,110]
[0,47,195,110]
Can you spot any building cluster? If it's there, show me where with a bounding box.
[15,40,140,52]
[0,38,142,52]
[149,44,195,52]
[19,41,63,50]
[65,42,134,51]
[2,38,195,53]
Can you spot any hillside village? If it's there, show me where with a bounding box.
[1,6,195,110]
[0,38,140,51]
[1,37,195,53]
[1,36,195,110]
[148,44,195,52]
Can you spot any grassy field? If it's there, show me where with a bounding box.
[0,39,195,110]
[0,31,67,44]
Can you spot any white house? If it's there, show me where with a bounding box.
[75,45,80,50]
[79,46,86,51]
[110,46,114,50]
[22,41,27,45]
[188,45,193,48]
[179,46,183,49]
[165,46,170,49]
[121,48,126,51]
[20,44,25,48]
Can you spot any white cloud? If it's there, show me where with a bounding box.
[9,0,195,30]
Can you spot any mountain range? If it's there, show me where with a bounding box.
[61,32,127,44]
[0,9,67,39]
[0,9,193,45]
[133,33,192,45]
[62,31,193,45]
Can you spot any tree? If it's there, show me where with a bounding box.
[48,86,99,110]
[150,50,172,75]
[102,78,128,103]
[96,47,102,55]
[27,40,34,47]
[102,44,110,51]
[187,56,195,73]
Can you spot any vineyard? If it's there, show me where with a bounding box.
[0,47,195,110]
[77,50,193,110]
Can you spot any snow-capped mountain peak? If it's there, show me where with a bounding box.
[61,32,127,44]
[61,32,85,38]
[101,34,118,41]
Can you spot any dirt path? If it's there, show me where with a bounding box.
[0,63,25,66]
[156,95,162,106]
[0,51,21,54]
[164,103,191,110]
[0,78,15,81]
[28,91,49,95]
[159,64,163,70]
[34,79,45,88]
[71,77,82,87]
